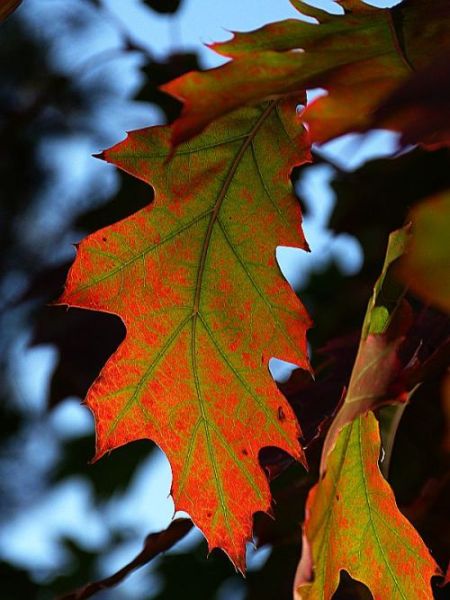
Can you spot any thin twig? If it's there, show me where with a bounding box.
[57,518,193,600]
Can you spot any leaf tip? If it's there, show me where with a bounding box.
[205,29,235,58]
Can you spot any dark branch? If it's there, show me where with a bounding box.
[57,518,193,600]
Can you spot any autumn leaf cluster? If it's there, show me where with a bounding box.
[1,1,449,599]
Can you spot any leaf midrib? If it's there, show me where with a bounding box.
[187,101,277,535]
[192,101,276,314]
[357,419,408,600]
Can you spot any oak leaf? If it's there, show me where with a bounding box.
[60,99,311,569]
[294,412,439,600]
[162,0,450,145]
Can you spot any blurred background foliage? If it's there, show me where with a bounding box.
[0,1,448,599]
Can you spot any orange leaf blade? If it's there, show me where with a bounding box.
[295,412,439,600]
[163,0,450,146]
[60,100,312,569]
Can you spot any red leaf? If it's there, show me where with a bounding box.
[59,99,312,569]
[161,0,450,146]
[294,412,440,600]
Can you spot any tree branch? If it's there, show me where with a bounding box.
[57,518,193,600]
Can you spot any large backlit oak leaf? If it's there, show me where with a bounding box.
[294,412,439,600]
[59,100,312,570]
[162,0,450,145]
